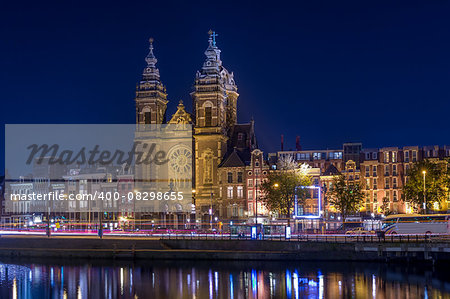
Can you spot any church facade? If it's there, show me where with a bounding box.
[134,32,263,224]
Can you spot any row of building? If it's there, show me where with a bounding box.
[2,32,449,229]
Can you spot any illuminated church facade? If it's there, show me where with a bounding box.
[134,32,264,224]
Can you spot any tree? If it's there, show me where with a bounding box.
[403,159,450,213]
[327,174,365,222]
[380,197,392,216]
[261,160,311,227]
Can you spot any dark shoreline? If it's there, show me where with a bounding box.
[0,236,449,264]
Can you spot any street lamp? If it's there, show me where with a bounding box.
[274,183,279,188]
[191,189,196,229]
[422,170,426,214]
[133,189,138,231]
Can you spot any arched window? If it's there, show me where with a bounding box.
[203,101,213,127]
[142,107,151,124]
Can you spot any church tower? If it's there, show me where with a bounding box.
[135,38,168,125]
[192,31,239,219]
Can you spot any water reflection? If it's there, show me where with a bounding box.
[0,259,449,298]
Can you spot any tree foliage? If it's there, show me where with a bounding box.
[403,159,450,212]
[261,161,311,225]
[327,174,365,221]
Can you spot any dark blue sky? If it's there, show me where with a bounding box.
[1,0,450,172]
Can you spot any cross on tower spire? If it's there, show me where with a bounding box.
[208,30,218,47]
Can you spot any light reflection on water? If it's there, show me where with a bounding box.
[0,259,449,298]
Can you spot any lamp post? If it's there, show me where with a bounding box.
[210,189,213,230]
[255,175,258,226]
[422,170,426,214]
[133,189,137,231]
[192,189,196,229]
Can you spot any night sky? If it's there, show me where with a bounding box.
[1,1,450,173]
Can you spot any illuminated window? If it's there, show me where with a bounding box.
[248,190,253,199]
[227,187,233,199]
[392,152,397,163]
[384,152,389,163]
[237,186,243,199]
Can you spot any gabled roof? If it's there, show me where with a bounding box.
[219,149,246,168]
[168,100,193,124]
[323,164,340,176]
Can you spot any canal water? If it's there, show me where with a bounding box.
[0,259,448,298]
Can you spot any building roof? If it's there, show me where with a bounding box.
[219,149,246,168]
[322,164,340,176]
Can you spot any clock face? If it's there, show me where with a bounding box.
[169,147,192,174]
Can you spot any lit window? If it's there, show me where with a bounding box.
[237,186,243,199]
[392,152,397,163]
[227,187,233,199]
[248,190,253,199]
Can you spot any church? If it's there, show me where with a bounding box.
[134,31,267,226]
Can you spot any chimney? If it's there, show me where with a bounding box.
[295,136,302,151]
[281,134,284,151]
